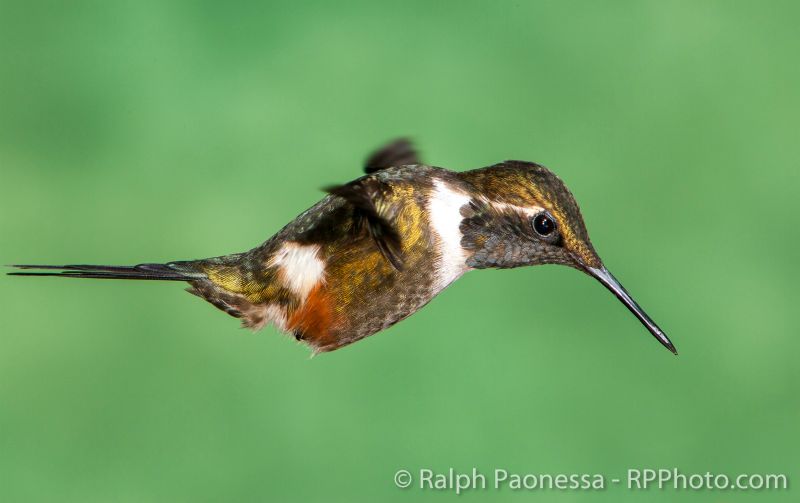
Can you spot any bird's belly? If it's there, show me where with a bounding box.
[296,247,459,352]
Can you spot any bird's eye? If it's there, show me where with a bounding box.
[533,213,556,236]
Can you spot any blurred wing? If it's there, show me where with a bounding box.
[324,178,404,271]
[364,138,421,173]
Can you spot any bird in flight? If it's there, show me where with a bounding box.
[10,139,676,355]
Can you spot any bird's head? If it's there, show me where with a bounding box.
[459,161,676,354]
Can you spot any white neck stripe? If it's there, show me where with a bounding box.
[427,179,472,290]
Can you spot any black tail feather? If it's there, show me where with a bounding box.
[8,263,204,281]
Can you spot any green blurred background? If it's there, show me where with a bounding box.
[1,1,798,501]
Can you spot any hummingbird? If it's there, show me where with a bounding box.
[9,139,676,355]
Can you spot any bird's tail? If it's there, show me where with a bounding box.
[7,262,205,281]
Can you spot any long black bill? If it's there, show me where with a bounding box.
[586,266,677,355]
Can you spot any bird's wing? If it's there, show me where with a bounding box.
[324,177,404,271]
[363,138,421,173]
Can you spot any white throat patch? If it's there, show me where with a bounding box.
[427,179,472,290]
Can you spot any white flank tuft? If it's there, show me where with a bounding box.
[427,179,472,290]
[269,242,326,300]
[248,304,289,332]
[263,305,289,331]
